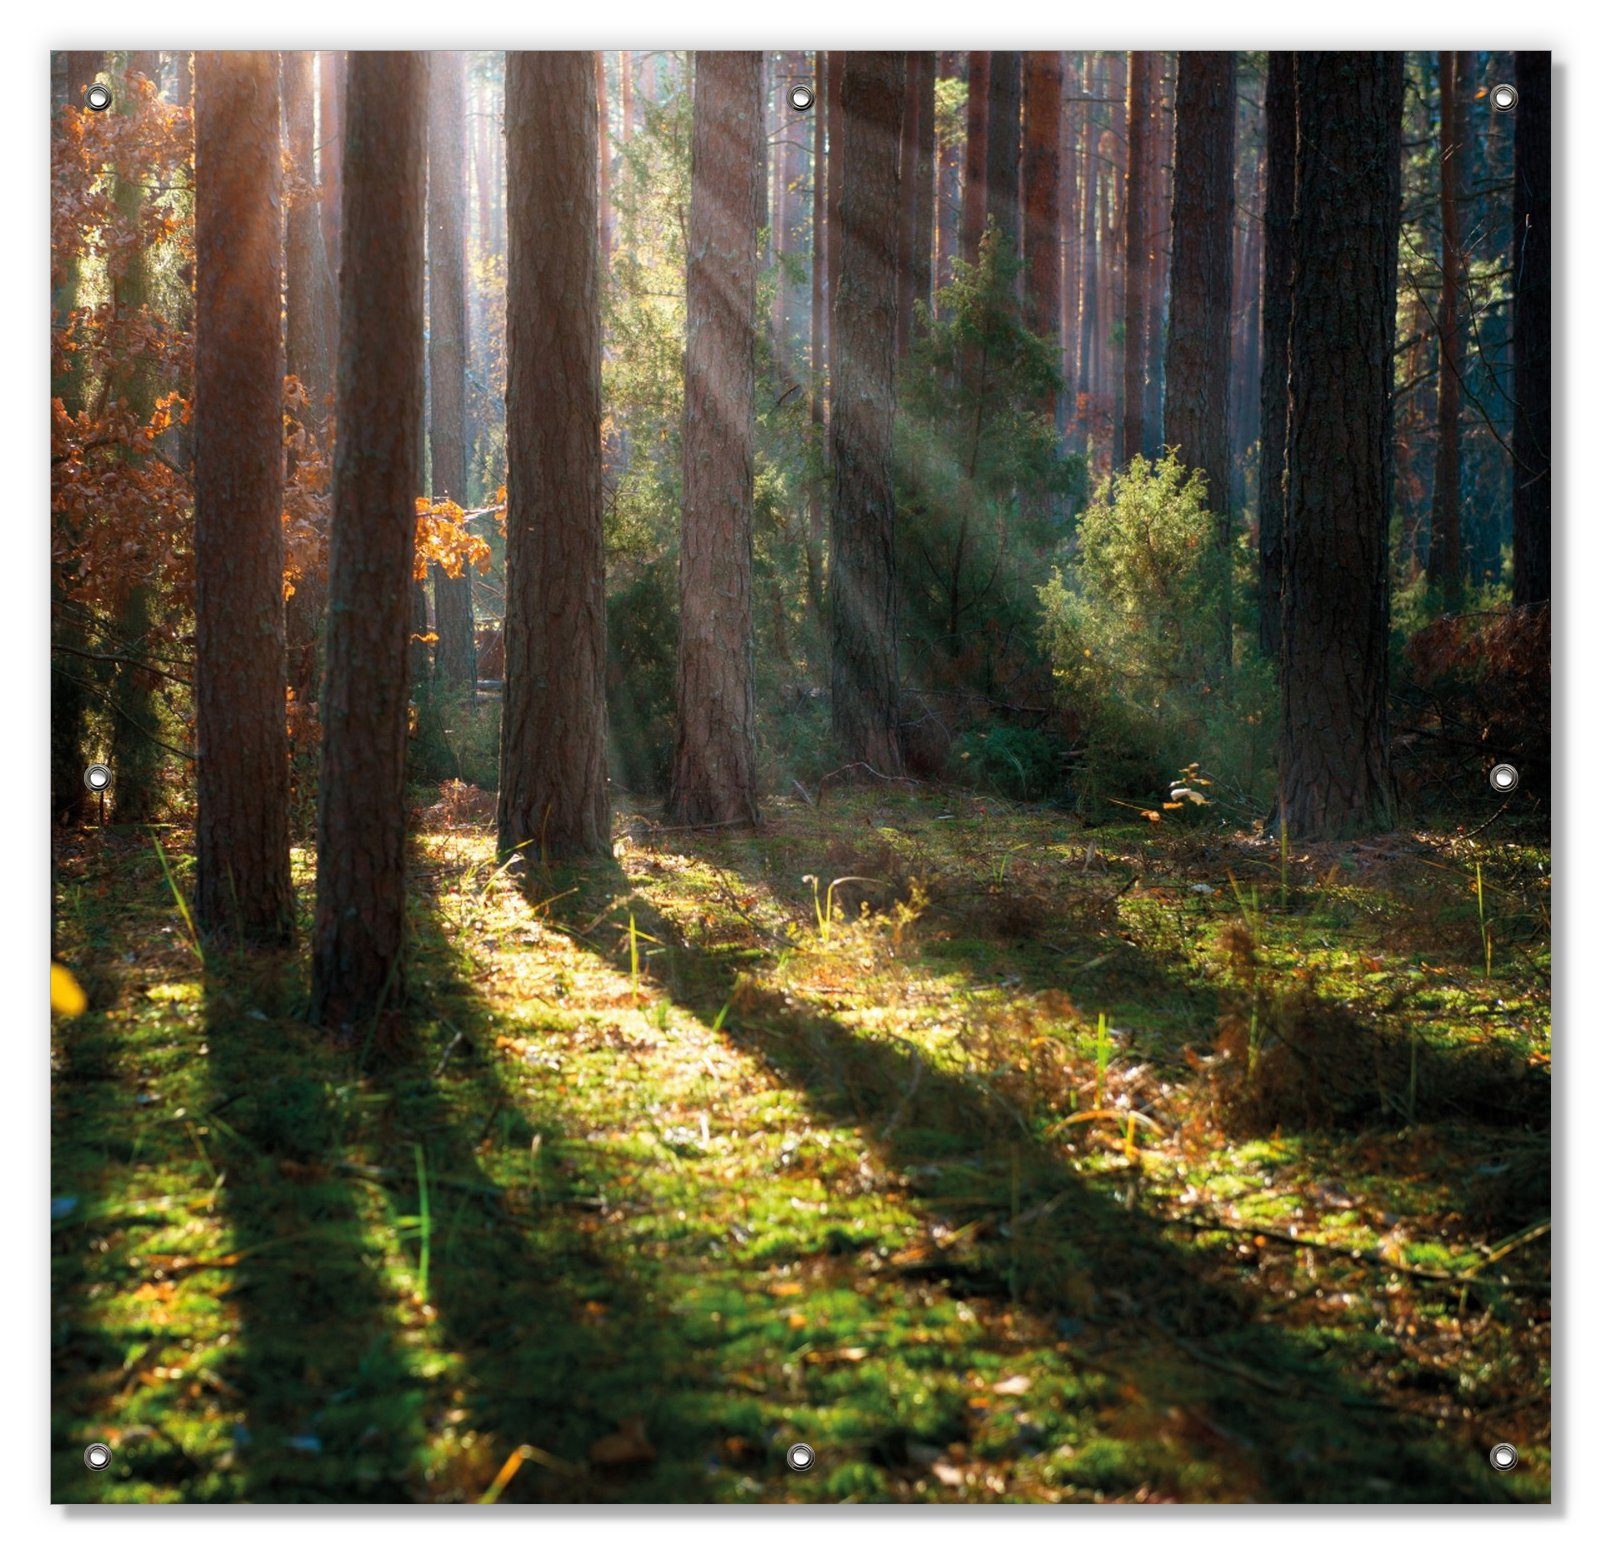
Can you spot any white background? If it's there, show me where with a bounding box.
[4,3,1593,1550]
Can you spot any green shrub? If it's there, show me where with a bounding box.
[1037,452,1276,818]
[953,722,1066,802]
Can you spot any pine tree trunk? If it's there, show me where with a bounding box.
[498,51,610,860]
[1120,52,1151,467]
[319,52,344,286]
[668,51,763,827]
[1427,51,1467,611]
[829,52,906,776]
[311,52,428,1022]
[960,52,990,266]
[1022,51,1062,432]
[1059,57,1080,430]
[807,49,827,626]
[985,51,1022,259]
[1511,51,1550,606]
[935,52,960,297]
[1073,57,1099,453]
[1258,51,1294,659]
[1163,51,1235,658]
[428,51,476,691]
[193,51,294,947]
[1142,55,1171,452]
[895,53,929,357]
[1278,52,1404,840]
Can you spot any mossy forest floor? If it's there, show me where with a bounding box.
[52,782,1551,1503]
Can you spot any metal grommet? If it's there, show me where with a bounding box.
[84,763,113,793]
[85,82,113,112]
[786,1441,816,1472]
[787,83,815,113]
[1489,762,1519,794]
[84,1441,113,1471]
[1489,1441,1518,1473]
[1491,83,1518,112]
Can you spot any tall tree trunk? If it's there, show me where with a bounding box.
[1143,55,1171,453]
[1022,51,1063,430]
[193,51,294,946]
[985,51,1022,260]
[1427,51,1468,611]
[312,52,428,1023]
[1278,52,1404,840]
[1163,52,1236,658]
[318,52,344,287]
[669,51,762,827]
[895,53,933,357]
[1511,51,1551,606]
[282,52,338,710]
[1120,51,1152,467]
[621,50,635,138]
[428,51,476,691]
[825,50,844,382]
[596,52,613,270]
[1073,57,1099,454]
[64,51,102,99]
[1258,51,1294,659]
[807,49,827,626]
[960,51,990,266]
[498,51,610,859]
[282,53,337,412]
[935,51,960,296]
[1059,56,1080,433]
[830,52,906,776]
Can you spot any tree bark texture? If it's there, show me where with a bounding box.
[1257,50,1294,658]
[1511,51,1551,606]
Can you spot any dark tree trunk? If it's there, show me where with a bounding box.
[1512,51,1551,606]
[1427,51,1468,612]
[1258,51,1294,659]
[596,53,613,271]
[311,52,428,1024]
[985,51,1022,259]
[935,51,960,295]
[1022,51,1062,430]
[319,52,344,288]
[829,52,906,775]
[64,51,102,100]
[428,51,476,691]
[960,51,990,266]
[1164,51,1235,659]
[1120,51,1152,467]
[895,53,936,357]
[1143,54,1171,453]
[825,50,844,380]
[668,51,763,827]
[1278,52,1404,840]
[1059,56,1080,430]
[807,50,827,625]
[498,51,610,859]
[193,51,294,946]
[1073,55,1099,453]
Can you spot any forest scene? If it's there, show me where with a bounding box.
[50,49,1550,1504]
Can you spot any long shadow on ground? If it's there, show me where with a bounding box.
[539,855,1521,1505]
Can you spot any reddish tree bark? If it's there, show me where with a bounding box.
[498,51,610,859]
[1427,51,1469,611]
[830,52,906,775]
[318,51,344,286]
[1258,50,1294,658]
[312,52,428,1023]
[986,51,1022,259]
[668,51,763,826]
[193,51,294,947]
[1120,52,1152,467]
[960,51,990,266]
